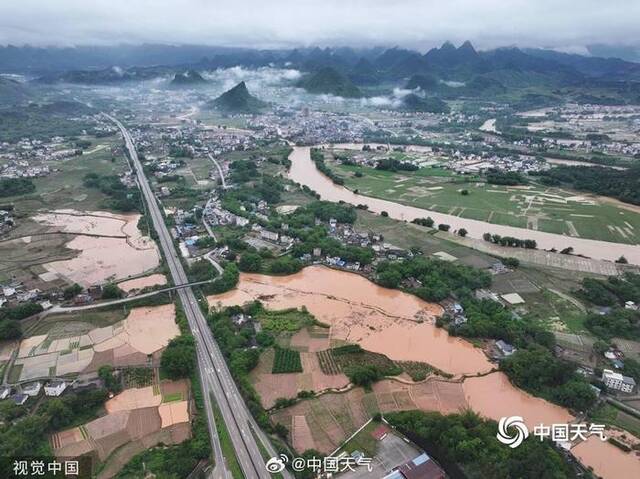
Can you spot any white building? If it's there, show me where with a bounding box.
[0,385,11,400]
[260,230,279,242]
[602,369,636,393]
[44,380,68,397]
[496,340,516,357]
[235,216,249,227]
[21,381,42,397]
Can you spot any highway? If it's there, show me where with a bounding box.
[106,114,283,479]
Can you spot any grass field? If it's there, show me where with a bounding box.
[590,403,640,439]
[162,392,183,403]
[522,289,587,333]
[326,153,640,244]
[1,135,129,215]
[336,419,379,458]
[23,308,128,337]
[257,308,315,333]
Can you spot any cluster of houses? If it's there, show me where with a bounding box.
[0,136,83,180]
[0,282,49,309]
[203,198,249,228]
[0,160,51,179]
[0,379,69,406]
[446,152,547,174]
[260,107,369,145]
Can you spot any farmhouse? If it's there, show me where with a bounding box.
[602,369,636,393]
[21,381,42,397]
[384,452,446,479]
[0,385,11,400]
[496,340,516,357]
[45,380,69,397]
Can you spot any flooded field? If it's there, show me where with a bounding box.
[572,435,640,479]
[289,147,640,264]
[208,265,493,376]
[13,304,178,381]
[33,210,160,286]
[209,265,639,477]
[118,273,168,292]
[463,372,573,428]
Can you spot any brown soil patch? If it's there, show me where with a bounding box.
[117,273,167,292]
[52,380,191,473]
[105,385,161,413]
[292,415,315,453]
[158,401,190,427]
[251,348,350,408]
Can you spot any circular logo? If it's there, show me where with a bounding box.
[265,455,288,474]
[497,416,529,448]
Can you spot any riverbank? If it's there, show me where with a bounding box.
[288,146,640,265]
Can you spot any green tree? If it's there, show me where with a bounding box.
[377,269,403,289]
[161,335,196,379]
[238,252,263,272]
[101,283,123,299]
[63,283,83,299]
[98,365,121,392]
[0,320,21,340]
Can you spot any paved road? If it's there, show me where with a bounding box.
[205,251,224,275]
[42,280,214,314]
[107,115,279,479]
[208,153,228,189]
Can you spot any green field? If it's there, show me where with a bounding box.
[336,419,380,458]
[327,153,640,244]
[590,403,640,439]
[23,308,128,337]
[272,347,303,374]
[1,135,129,215]
[521,289,587,333]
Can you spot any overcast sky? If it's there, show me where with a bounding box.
[1,0,639,51]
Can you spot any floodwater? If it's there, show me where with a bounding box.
[33,210,160,286]
[212,265,640,477]
[572,435,640,478]
[288,146,640,264]
[208,265,493,376]
[463,372,573,428]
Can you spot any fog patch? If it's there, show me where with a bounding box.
[203,66,302,91]
[360,87,418,108]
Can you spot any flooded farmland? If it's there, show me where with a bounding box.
[209,266,640,478]
[208,265,492,376]
[32,210,160,285]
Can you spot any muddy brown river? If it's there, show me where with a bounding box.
[208,266,639,477]
[288,146,640,264]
